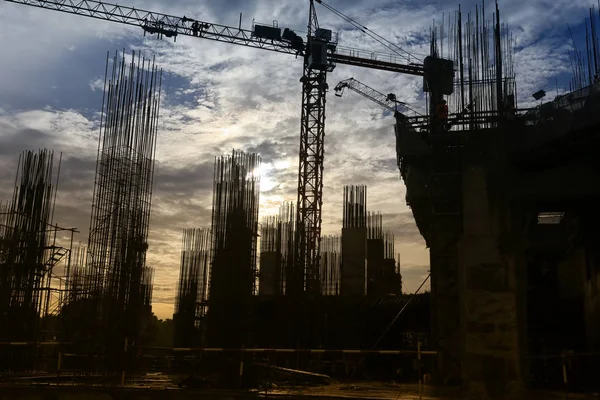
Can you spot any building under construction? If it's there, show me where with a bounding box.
[238,184,409,356]
[0,150,78,372]
[258,202,295,296]
[320,235,340,296]
[60,51,161,374]
[206,151,261,350]
[173,228,211,348]
[387,3,600,396]
[171,180,411,373]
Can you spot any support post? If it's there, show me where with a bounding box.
[458,163,523,399]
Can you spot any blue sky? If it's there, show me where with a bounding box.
[0,0,594,318]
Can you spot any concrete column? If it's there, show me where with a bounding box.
[259,251,280,295]
[429,222,461,385]
[583,240,600,352]
[341,227,366,296]
[458,164,524,399]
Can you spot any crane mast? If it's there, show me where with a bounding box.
[292,0,336,297]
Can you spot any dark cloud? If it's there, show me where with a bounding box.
[154,160,214,194]
[0,128,52,156]
[246,139,286,161]
[57,156,97,191]
[380,211,423,244]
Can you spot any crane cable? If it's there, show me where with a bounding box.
[371,272,430,349]
[317,0,416,64]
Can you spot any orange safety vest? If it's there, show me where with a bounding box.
[436,103,448,120]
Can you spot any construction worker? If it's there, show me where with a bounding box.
[435,99,449,132]
[191,21,200,37]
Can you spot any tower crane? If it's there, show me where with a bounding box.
[334,77,419,115]
[1,0,455,297]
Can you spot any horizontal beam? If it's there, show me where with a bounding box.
[332,54,425,76]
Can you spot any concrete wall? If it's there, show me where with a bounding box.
[341,227,366,296]
[458,164,523,399]
[584,244,600,351]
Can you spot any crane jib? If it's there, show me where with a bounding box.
[331,54,425,76]
[2,0,426,76]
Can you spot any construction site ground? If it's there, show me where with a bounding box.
[1,379,598,399]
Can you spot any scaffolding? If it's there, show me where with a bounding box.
[0,149,76,371]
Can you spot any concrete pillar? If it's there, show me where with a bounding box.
[458,164,523,399]
[429,222,461,385]
[341,227,366,296]
[583,238,600,352]
[367,238,384,295]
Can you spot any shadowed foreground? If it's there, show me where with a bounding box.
[0,381,597,400]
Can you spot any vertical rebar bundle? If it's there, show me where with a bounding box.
[343,185,367,228]
[341,185,367,296]
[319,235,341,296]
[565,5,600,91]
[0,150,59,370]
[65,244,88,303]
[174,228,211,347]
[84,50,161,372]
[366,211,384,296]
[260,216,280,253]
[431,2,516,130]
[383,232,395,261]
[367,211,383,240]
[259,215,281,296]
[207,150,260,348]
[385,233,401,295]
[279,202,295,296]
[259,202,295,296]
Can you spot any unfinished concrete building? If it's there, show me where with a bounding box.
[206,150,261,349]
[390,4,600,396]
[259,202,295,296]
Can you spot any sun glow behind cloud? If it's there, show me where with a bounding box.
[256,160,295,217]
